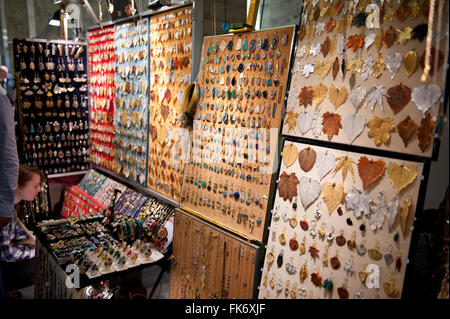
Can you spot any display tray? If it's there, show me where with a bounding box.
[180,25,297,242]
[259,139,425,299]
[282,0,448,159]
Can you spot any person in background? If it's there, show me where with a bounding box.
[0,164,43,299]
[0,65,16,106]
[0,93,19,299]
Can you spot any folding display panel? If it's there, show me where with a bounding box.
[282,0,448,159]
[147,5,193,202]
[259,140,424,299]
[88,26,117,171]
[180,26,296,242]
[113,18,150,186]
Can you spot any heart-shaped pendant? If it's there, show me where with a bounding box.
[329,85,348,109]
[299,176,321,209]
[388,163,418,194]
[387,83,411,114]
[412,84,441,117]
[321,182,344,215]
[342,113,365,143]
[358,156,386,190]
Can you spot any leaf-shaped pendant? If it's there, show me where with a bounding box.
[404,51,418,77]
[386,83,411,114]
[322,112,342,138]
[322,182,344,215]
[367,116,395,146]
[386,51,402,80]
[397,116,417,147]
[388,163,418,194]
[329,85,348,109]
[315,60,332,78]
[386,196,400,233]
[412,84,441,117]
[299,147,316,172]
[400,197,413,238]
[299,176,321,209]
[297,111,314,135]
[350,86,366,111]
[282,143,298,168]
[332,57,339,80]
[316,150,336,181]
[358,156,386,190]
[369,192,387,230]
[312,84,328,108]
[278,171,299,202]
[342,113,365,143]
[345,187,372,219]
[417,113,435,152]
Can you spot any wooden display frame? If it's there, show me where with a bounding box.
[147,4,193,203]
[170,209,260,299]
[259,137,425,299]
[180,25,297,242]
[282,0,449,160]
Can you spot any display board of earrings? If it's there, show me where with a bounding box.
[170,209,259,299]
[147,5,193,203]
[259,139,424,299]
[113,18,150,186]
[282,0,448,159]
[88,26,117,171]
[180,26,296,242]
[14,39,90,176]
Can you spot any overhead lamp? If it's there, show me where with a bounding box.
[49,10,61,26]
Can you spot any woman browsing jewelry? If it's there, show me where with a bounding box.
[0,164,44,297]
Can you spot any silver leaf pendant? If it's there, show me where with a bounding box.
[350,85,367,110]
[301,63,314,78]
[316,150,336,181]
[386,51,402,80]
[365,31,376,49]
[345,187,372,219]
[412,84,441,117]
[311,108,322,137]
[386,196,399,232]
[297,111,314,134]
[299,176,321,209]
[342,113,365,143]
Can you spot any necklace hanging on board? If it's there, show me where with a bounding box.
[222,0,230,32]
